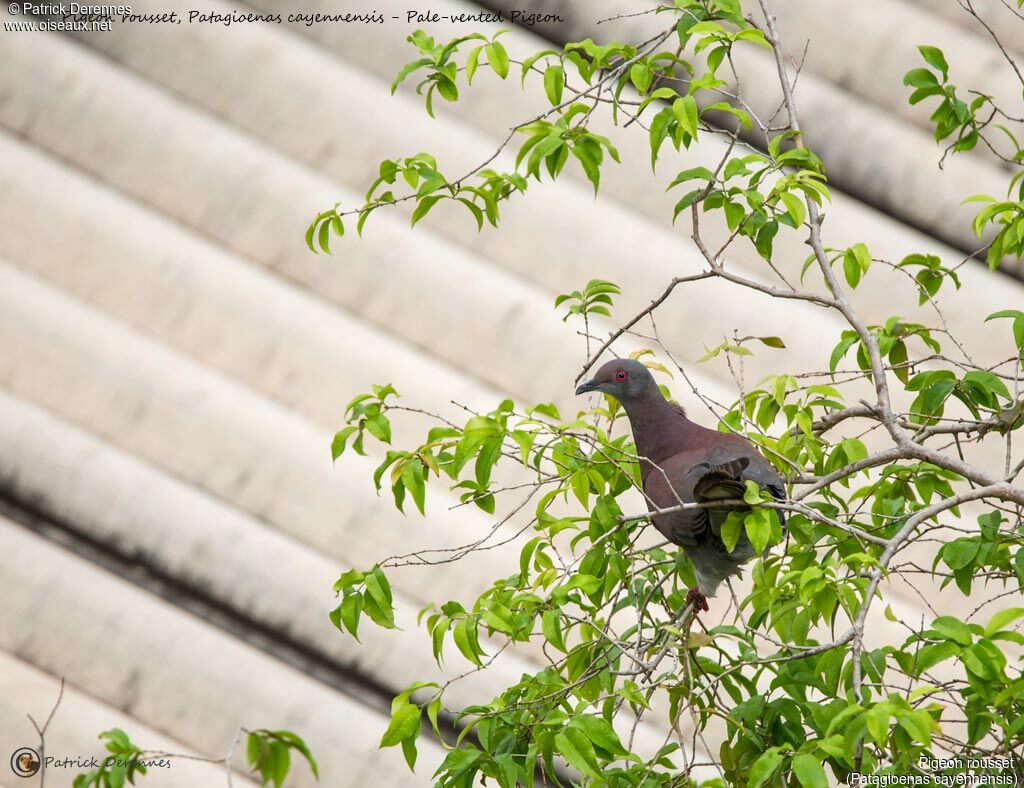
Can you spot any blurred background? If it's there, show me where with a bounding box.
[1,0,1023,785]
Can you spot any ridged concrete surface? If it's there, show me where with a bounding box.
[0,653,259,787]
[1,0,1023,783]
[0,519,446,786]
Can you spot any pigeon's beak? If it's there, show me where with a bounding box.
[575,379,601,396]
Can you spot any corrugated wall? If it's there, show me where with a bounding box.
[1,1,1022,785]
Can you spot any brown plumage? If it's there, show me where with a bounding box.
[576,358,785,611]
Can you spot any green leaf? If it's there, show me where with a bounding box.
[102,728,135,754]
[401,737,417,771]
[890,339,909,383]
[269,731,319,780]
[687,20,726,36]
[411,195,444,227]
[721,511,744,553]
[332,593,362,639]
[962,370,1010,403]
[723,201,745,230]
[830,334,858,371]
[554,727,601,779]
[630,62,652,93]
[542,609,567,652]
[365,566,391,605]
[465,46,482,84]
[520,48,558,84]
[932,616,972,646]
[791,754,828,788]
[984,607,1024,636]
[942,539,979,571]
[744,508,772,553]
[485,42,510,78]
[841,438,868,463]
[391,57,433,94]
[850,242,871,271]
[986,309,1024,350]
[649,107,674,170]
[667,166,714,190]
[567,573,602,594]
[246,733,291,788]
[573,715,626,756]
[909,84,943,104]
[918,377,955,421]
[915,641,960,674]
[985,309,1024,321]
[743,479,763,505]
[842,244,870,288]
[108,764,127,788]
[426,697,443,738]
[454,618,484,666]
[672,95,699,139]
[918,45,949,76]
[865,703,890,746]
[639,85,680,112]
[897,711,935,745]
[436,76,459,103]
[961,643,998,679]
[543,65,565,105]
[572,142,602,194]
[779,191,806,226]
[364,412,392,444]
[402,461,427,515]
[316,213,336,254]
[456,197,484,231]
[904,67,939,88]
[482,607,515,634]
[363,567,396,629]
[749,747,785,788]
[380,702,421,747]
[755,220,779,260]
[333,568,365,592]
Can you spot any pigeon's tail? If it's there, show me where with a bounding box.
[692,457,750,502]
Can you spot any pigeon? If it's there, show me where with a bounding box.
[575,358,785,612]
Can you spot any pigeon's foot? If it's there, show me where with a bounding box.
[686,587,710,614]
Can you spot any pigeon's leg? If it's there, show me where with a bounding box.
[685,587,710,613]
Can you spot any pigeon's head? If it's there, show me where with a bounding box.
[575,358,659,405]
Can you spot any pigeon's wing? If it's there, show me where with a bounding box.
[644,455,699,547]
[693,456,757,549]
[693,457,750,502]
[646,454,759,597]
[645,455,749,548]
[643,431,785,597]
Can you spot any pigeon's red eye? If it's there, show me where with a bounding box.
[615,370,628,382]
